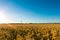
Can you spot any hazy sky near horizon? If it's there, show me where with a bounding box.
[0,0,60,23]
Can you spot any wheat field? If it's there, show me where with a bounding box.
[0,23,60,40]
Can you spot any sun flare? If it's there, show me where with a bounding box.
[0,10,7,23]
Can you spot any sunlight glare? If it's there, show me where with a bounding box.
[0,10,7,23]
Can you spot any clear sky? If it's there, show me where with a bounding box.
[0,0,60,23]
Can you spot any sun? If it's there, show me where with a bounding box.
[0,11,7,23]
[0,9,15,23]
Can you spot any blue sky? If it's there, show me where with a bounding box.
[0,0,60,23]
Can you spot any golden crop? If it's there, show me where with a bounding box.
[0,23,60,40]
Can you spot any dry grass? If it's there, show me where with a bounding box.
[0,23,60,40]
